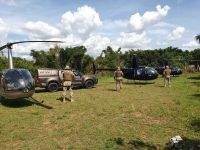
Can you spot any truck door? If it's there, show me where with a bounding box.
[0,72,4,92]
[58,70,64,84]
[72,70,82,87]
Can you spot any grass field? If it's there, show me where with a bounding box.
[0,73,200,149]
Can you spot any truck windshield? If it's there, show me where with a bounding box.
[73,70,82,76]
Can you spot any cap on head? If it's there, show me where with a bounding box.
[117,66,120,70]
[166,66,169,69]
[65,65,70,70]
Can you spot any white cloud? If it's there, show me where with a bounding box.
[128,5,170,32]
[154,22,175,28]
[156,41,168,46]
[60,5,102,39]
[0,18,9,33]
[168,26,185,40]
[83,34,112,56]
[11,42,62,60]
[148,29,169,35]
[102,19,128,30]
[62,34,83,46]
[0,18,9,44]
[23,21,61,39]
[182,40,199,49]
[0,0,16,6]
[117,32,151,49]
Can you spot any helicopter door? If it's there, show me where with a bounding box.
[136,68,144,80]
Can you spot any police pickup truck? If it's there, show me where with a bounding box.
[34,68,98,92]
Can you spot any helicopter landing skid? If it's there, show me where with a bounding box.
[29,97,53,109]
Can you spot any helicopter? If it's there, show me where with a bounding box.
[154,59,183,76]
[0,41,62,100]
[155,66,183,76]
[93,54,158,81]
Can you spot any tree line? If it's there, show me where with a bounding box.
[0,45,200,76]
[1,32,200,76]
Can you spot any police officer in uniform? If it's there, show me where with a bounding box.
[163,66,172,87]
[63,65,74,102]
[114,67,123,91]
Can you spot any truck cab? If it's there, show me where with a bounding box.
[35,68,98,92]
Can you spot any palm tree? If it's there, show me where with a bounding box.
[195,34,200,44]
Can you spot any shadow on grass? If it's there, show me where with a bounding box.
[190,82,200,86]
[35,86,92,93]
[104,138,157,149]
[193,94,200,98]
[164,137,200,150]
[35,88,49,93]
[56,96,72,102]
[190,119,200,132]
[188,76,200,80]
[107,89,117,91]
[124,81,155,85]
[128,139,157,149]
[0,97,53,109]
[0,97,33,108]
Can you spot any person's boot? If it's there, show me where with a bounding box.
[70,96,74,102]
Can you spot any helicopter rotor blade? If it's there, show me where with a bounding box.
[0,44,10,51]
[0,40,64,51]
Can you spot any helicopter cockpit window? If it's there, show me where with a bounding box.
[137,69,143,75]
[18,69,34,90]
[146,68,156,75]
[4,70,25,91]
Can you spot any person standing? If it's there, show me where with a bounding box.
[114,67,124,91]
[62,65,74,102]
[163,66,172,87]
[197,64,200,72]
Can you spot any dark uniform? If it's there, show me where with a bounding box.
[63,66,74,102]
[163,66,171,87]
[114,67,123,91]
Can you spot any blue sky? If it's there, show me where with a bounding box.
[0,0,200,59]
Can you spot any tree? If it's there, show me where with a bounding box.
[195,34,200,44]
[95,46,123,69]
[13,57,35,75]
[31,50,48,67]
[59,46,87,71]
[0,56,7,70]
[82,55,94,73]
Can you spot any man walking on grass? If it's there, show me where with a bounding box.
[62,65,75,102]
[114,67,123,91]
[163,66,172,87]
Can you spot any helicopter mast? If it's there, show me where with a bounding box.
[8,48,14,69]
[0,41,64,69]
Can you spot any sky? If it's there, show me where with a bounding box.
[0,0,200,60]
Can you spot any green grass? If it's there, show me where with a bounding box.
[0,73,200,149]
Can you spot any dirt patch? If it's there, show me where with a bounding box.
[132,111,163,125]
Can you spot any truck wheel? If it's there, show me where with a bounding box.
[48,82,59,92]
[85,80,94,88]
